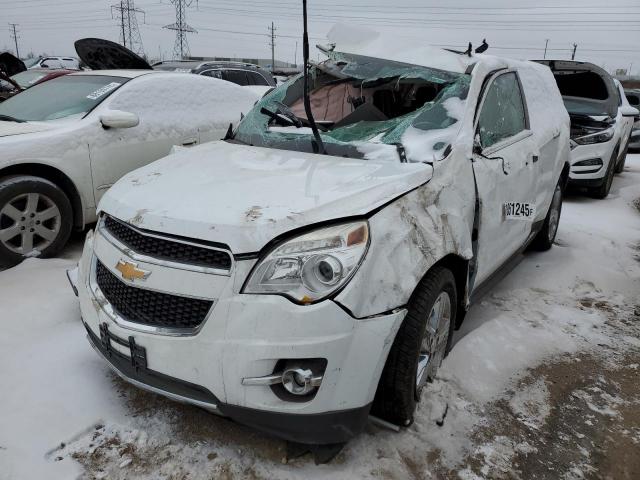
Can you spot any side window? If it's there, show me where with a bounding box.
[478,72,527,148]
[222,70,248,86]
[201,69,222,79]
[246,71,269,86]
[627,94,640,106]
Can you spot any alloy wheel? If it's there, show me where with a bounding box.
[0,192,61,255]
[416,291,452,390]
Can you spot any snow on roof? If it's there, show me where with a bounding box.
[69,69,159,79]
[325,23,474,74]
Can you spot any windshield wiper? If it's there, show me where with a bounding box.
[261,105,303,128]
[301,0,326,154]
[0,114,25,123]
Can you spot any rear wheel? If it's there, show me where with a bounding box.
[0,176,72,267]
[530,180,563,251]
[371,266,457,426]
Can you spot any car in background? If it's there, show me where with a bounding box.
[625,88,640,151]
[26,56,79,70]
[11,68,78,90]
[534,60,638,198]
[0,68,259,266]
[152,60,276,87]
[73,30,570,452]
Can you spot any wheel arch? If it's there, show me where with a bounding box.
[0,163,85,229]
[411,253,470,329]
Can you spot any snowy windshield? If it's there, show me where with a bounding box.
[0,75,128,121]
[233,52,470,162]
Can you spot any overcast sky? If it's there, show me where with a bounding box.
[2,0,638,75]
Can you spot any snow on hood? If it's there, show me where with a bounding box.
[326,24,473,75]
[100,140,432,253]
[0,120,57,137]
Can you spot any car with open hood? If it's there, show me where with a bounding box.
[72,25,570,456]
[534,60,638,198]
[0,52,26,102]
[0,38,259,266]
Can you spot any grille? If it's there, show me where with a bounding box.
[95,260,214,330]
[104,216,232,270]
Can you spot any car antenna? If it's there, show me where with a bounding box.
[302,0,326,154]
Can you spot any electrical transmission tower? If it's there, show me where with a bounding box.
[268,22,277,72]
[111,1,145,56]
[164,0,197,59]
[8,23,20,58]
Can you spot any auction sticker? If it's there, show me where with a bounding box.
[503,202,535,220]
[86,82,121,100]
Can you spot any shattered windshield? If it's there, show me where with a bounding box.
[233,52,470,162]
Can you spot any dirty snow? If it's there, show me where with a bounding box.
[0,155,639,479]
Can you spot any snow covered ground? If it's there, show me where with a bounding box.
[1,155,639,480]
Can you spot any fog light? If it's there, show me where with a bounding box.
[282,367,322,396]
[574,158,603,167]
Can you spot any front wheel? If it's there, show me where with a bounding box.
[371,266,457,426]
[530,180,563,251]
[590,150,617,199]
[0,176,73,268]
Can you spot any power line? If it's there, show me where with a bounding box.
[111,1,145,55]
[164,0,197,59]
[268,21,276,71]
[8,23,20,58]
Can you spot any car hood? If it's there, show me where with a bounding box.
[101,141,432,253]
[0,120,57,137]
[74,38,152,70]
[0,52,26,76]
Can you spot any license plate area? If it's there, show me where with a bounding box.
[99,322,147,371]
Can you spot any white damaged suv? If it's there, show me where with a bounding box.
[73,33,570,450]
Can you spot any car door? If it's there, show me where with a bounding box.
[471,70,538,286]
[88,75,200,204]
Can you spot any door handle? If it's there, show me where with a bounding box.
[182,137,198,146]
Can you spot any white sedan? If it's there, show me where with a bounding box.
[0,70,259,266]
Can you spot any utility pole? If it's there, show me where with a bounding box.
[571,43,577,60]
[8,23,20,58]
[111,1,145,55]
[268,22,277,72]
[164,0,197,59]
[543,39,549,59]
[294,41,298,67]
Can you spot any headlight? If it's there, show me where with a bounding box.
[573,128,614,145]
[243,221,369,304]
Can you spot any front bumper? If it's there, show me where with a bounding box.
[77,228,406,444]
[568,139,616,183]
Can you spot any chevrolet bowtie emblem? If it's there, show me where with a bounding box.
[115,260,151,282]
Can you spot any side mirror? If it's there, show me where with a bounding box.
[100,110,139,129]
[620,105,640,118]
[473,133,483,154]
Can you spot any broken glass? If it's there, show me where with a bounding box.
[233,52,471,163]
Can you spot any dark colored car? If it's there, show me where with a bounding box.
[152,60,276,87]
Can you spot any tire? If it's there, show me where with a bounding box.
[371,266,457,426]
[590,149,617,199]
[614,135,630,174]
[530,180,563,251]
[0,176,73,268]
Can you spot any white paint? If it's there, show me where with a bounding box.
[1,155,639,480]
[0,72,259,227]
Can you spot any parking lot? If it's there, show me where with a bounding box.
[1,155,638,480]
